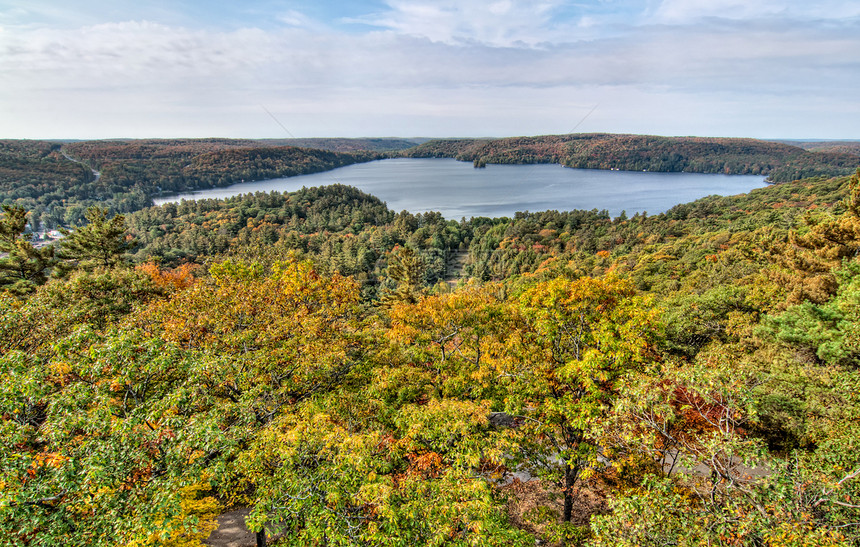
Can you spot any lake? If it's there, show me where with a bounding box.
[153,158,768,219]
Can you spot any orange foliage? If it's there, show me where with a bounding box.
[136,262,198,291]
[407,451,444,478]
[647,380,741,451]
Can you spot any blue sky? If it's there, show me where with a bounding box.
[1,0,859,139]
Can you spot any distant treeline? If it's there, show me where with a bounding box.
[776,140,860,156]
[402,133,860,182]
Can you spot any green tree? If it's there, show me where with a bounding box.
[380,246,427,304]
[765,262,860,366]
[56,207,136,275]
[0,205,55,296]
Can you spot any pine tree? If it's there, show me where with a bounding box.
[0,205,55,296]
[380,246,426,304]
[56,206,136,275]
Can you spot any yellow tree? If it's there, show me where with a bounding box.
[767,168,860,306]
[386,282,516,401]
[506,275,661,524]
[132,257,373,543]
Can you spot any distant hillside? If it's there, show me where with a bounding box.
[404,133,860,182]
[62,138,391,168]
[63,137,381,200]
[0,138,381,228]
[257,137,422,152]
[64,139,380,188]
[773,140,860,156]
[0,139,94,202]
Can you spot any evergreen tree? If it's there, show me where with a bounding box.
[56,206,136,275]
[0,205,55,296]
[380,245,426,304]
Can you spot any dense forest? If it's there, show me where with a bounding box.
[778,140,860,156]
[0,141,98,227]
[404,134,860,182]
[0,139,391,230]
[252,138,423,152]
[2,151,859,545]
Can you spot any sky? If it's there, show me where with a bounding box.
[1,0,859,140]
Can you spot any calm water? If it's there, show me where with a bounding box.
[154,158,767,219]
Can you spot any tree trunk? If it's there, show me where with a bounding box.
[256,529,266,547]
[563,462,577,523]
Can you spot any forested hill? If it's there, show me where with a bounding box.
[125,184,465,297]
[0,138,383,229]
[63,139,383,192]
[254,137,422,152]
[0,139,95,209]
[403,133,860,182]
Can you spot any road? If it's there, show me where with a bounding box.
[60,148,101,182]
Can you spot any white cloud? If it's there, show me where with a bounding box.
[3,15,858,92]
[653,0,860,22]
[276,9,329,31]
[1,2,859,139]
[347,0,573,47]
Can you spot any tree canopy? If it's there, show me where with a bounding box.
[1,167,860,546]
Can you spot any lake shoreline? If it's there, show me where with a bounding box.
[153,158,767,220]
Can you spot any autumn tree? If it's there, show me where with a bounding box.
[0,327,220,546]
[505,275,661,524]
[386,282,516,400]
[593,345,860,546]
[1,258,375,545]
[766,168,860,306]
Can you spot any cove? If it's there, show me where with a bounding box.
[153,158,768,219]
